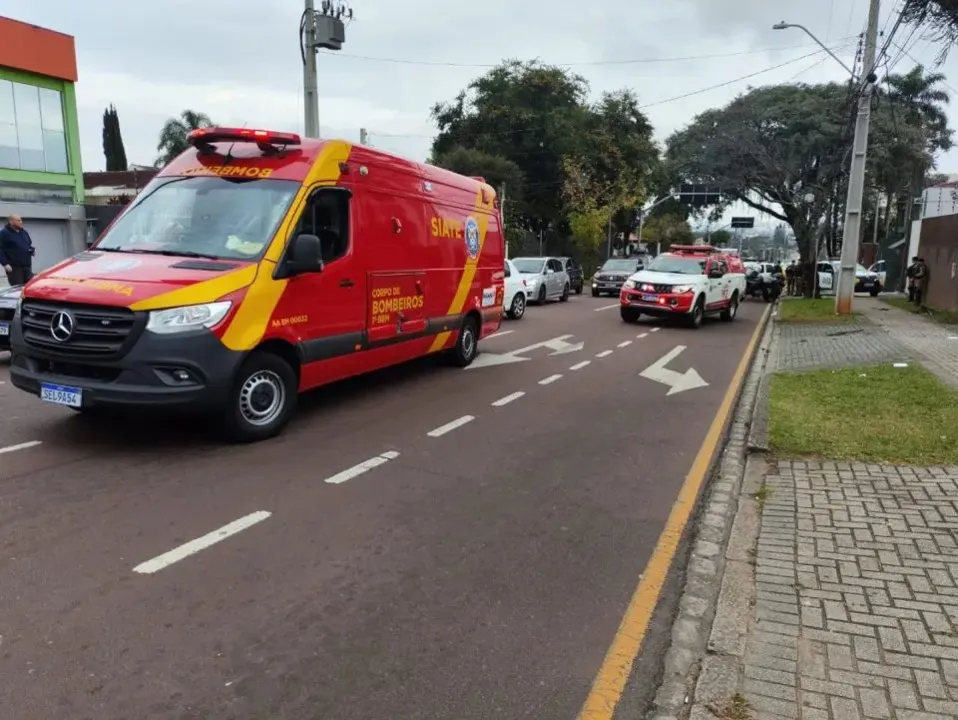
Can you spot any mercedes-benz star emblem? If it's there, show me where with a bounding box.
[50,311,75,342]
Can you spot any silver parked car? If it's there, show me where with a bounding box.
[511,256,571,305]
[0,284,23,352]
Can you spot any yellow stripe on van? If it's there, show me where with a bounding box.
[427,185,494,353]
[131,264,258,311]
[218,141,352,351]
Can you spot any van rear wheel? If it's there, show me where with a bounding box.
[223,351,298,443]
[448,316,479,367]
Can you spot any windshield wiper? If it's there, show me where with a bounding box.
[103,248,224,261]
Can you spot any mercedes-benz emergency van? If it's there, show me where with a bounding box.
[8,127,505,441]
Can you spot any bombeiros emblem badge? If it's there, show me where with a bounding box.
[464,216,480,259]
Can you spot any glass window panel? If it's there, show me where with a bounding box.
[0,80,15,125]
[0,122,19,169]
[12,83,44,171]
[38,88,64,132]
[43,130,67,173]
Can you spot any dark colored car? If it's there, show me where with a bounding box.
[591,256,647,296]
[0,284,22,352]
[560,256,584,294]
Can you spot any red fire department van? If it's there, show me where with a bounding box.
[8,127,505,441]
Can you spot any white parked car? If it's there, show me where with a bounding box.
[511,256,571,305]
[502,259,527,319]
[817,260,881,296]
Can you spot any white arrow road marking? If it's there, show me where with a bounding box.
[639,345,709,396]
[468,334,582,368]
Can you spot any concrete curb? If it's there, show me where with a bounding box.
[646,304,776,720]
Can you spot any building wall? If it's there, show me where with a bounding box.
[0,16,86,269]
[916,214,958,312]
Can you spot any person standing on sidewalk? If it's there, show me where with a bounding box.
[0,214,35,286]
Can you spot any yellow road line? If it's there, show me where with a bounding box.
[576,304,771,720]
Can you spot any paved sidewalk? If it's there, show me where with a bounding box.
[650,297,958,720]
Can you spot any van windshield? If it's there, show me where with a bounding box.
[95,176,299,260]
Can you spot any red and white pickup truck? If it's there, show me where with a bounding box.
[618,245,747,328]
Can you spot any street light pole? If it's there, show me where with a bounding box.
[303,0,319,138]
[835,0,880,314]
[771,22,857,77]
[773,4,879,313]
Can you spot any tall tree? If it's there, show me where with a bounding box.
[902,1,958,59]
[101,104,128,172]
[430,59,659,255]
[155,110,214,167]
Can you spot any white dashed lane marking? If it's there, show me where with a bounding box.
[492,391,525,407]
[427,415,475,438]
[539,374,563,385]
[650,327,661,332]
[570,361,591,371]
[594,304,619,312]
[486,329,514,339]
[324,451,401,485]
[596,350,613,358]
[0,441,42,455]
[132,511,272,575]
[617,340,632,348]
[636,333,648,338]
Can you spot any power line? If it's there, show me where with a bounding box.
[317,36,858,68]
[368,47,854,141]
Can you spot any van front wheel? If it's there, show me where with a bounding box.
[223,351,298,443]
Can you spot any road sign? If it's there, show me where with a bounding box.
[639,345,709,395]
[468,334,584,369]
[679,184,722,209]
[731,217,754,229]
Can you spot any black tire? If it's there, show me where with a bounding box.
[686,296,705,329]
[508,292,526,319]
[560,283,570,302]
[870,285,881,297]
[223,351,298,443]
[720,292,739,321]
[620,306,641,323]
[575,284,583,295]
[536,286,547,305]
[591,288,600,297]
[448,316,479,367]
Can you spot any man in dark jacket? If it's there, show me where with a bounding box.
[0,214,35,286]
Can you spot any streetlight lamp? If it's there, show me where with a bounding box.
[772,22,856,78]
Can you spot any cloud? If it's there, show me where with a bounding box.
[7,0,958,232]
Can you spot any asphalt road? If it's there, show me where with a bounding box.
[0,293,765,720]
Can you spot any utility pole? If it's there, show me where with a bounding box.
[359,128,368,145]
[835,0,880,314]
[301,0,352,139]
[606,216,613,258]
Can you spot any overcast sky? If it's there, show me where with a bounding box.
[8,0,958,227]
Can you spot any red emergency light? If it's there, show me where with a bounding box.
[187,127,302,148]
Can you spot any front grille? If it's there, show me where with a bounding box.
[21,300,140,358]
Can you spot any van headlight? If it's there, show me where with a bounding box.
[623,280,637,289]
[146,301,232,334]
[14,294,23,316]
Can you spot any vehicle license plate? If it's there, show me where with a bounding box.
[642,294,657,302]
[0,323,8,336]
[40,383,82,408]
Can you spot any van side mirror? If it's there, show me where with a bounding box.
[287,233,324,274]
[708,267,724,279]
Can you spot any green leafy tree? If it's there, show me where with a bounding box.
[155,110,213,167]
[102,104,128,172]
[709,229,733,247]
[902,1,958,58]
[643,213,693,253]
[430,60,659,254]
